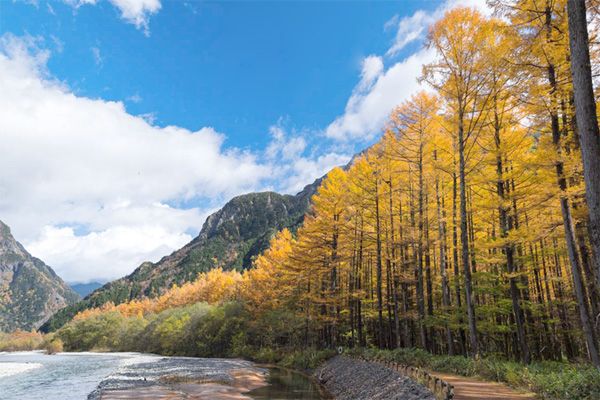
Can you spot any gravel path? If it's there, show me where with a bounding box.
[315,356,435,400]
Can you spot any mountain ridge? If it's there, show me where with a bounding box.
[70,282,104,297]
[0,220,80,331]
[41,177,324,332]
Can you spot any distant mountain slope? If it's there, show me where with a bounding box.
[42,178,323,332]
[70,282,103,297]
[0,220,80,332]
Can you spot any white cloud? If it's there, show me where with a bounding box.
[127,93,142,103]
[63,0,161,34]
[358,55,384,89]
[139,111,156,124]
[266,123,307,161]
[47,3,57,15]
[50,35,64,53]
[325,0,491,142]
[91,46,103,66]
[0,34,270,282]
[265,122,350,193]
[108,0,161,35]
[385,10,434,57]
[64,0,98,7]
[325,49,434,141]
[28,224,192,283]
[280,152,351,194]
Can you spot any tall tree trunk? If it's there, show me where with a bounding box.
[417,143,428,349]
[459,109,479,358]
[435,150,454,355]
[358,216,365,347]
[398,195,412,348]
[493,100,530,363]
[546,10,600,362]
[539,240,559,358]
[567,0,600,294]
[453,157,467,355]
[388,175,401,348]
[375,175,385,349]
[551,238,577,359]
[425,194,434,351]
[575,221,600,332]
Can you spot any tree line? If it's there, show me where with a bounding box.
[243,0,600,366]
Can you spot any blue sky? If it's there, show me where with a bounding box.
[2,1,435,148]
[0,0,482,283]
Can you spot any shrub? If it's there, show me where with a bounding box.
[230,331,252,358]
[526,364,600,400]
[58,311,128,351]
[43,338,63,355]
[137,303,211,355]
[0,330,44,351]
[429,355,476,376]
[280,348,336,370]
[253,347,283,364]
[190,302,247,357]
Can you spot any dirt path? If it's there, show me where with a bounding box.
[432,372,537,400]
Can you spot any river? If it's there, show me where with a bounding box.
[0,351,325,400]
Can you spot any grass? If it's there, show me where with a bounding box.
[348,347,600,400]
[231,345,336,371]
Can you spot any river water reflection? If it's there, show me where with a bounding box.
[247,367,325,399]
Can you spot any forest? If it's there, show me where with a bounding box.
[39,1,600,399]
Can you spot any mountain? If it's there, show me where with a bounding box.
[41,177,323,332]
[0,220,80,332]
[70,282,104,297]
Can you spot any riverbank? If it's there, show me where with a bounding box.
[315,355,435,400]
[90,356,326,400]
[90,357,268,400]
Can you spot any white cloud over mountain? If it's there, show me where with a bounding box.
[0,33,345,283]
[265,122,350,194]
[27,224,192,283]
[0,34,267,282]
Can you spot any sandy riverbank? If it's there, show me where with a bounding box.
[90,357,269,400]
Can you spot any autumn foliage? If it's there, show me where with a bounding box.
[74,268,242,320]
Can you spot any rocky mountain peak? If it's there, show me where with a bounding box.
[0,219,28,259]
[0,219,79,331]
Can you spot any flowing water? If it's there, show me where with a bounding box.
[0,352,159,400]
[0,352,324,400]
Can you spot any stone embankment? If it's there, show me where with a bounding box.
[315,356,436,400]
